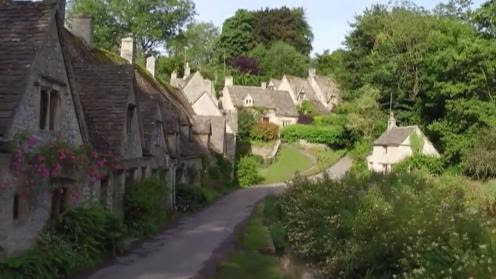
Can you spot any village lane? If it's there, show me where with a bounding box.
[80,184,285,279]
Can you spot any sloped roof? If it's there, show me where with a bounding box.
[285,75,327,113]
[269,78,281,88]
[0,0,55,137]
[374,126,417,146]
[227,86,298,117]
[192,117,211,135]
[314,75,341,102]
[73,64,135,155]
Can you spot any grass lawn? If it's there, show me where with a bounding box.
[259,145,313,183]
[214,202,288,279]
[302,147,346,176]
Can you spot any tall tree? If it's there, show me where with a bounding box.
[214,9,255,60]
[68,0,195,56]
[167,22,219,67]
[473,0,496,38]
[434,0,473,20]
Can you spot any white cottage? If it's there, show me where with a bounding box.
[367,113,439,173]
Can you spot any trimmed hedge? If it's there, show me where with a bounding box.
[281,124,346,146]
[250,122,279,142]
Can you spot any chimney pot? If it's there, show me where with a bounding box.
[309,68,316,78]
[225,76,233,87]
[120,37,134,64]
[70,14,92,47]
[261,82,267,89]
[146,56,156,77]
[184,62,191,79]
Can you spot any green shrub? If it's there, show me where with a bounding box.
[1,206,126,279]
[250,122,279,142]
[462,128,496,180]
[268,223,286,253]
[394,154,445,175]
[280,172,496,278]
[297,100,317,117]
[281,124,346,147]
[236,156,263,187]
[175,185,224,212]
[124,176,170,237]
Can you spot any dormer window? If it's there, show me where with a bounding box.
[244,96,253,107]
[39,89,61,131]
[297,91,306,101]
[127,104,136,134]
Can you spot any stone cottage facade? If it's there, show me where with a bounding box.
[277,69,341,112]
[0,0,220,260]
[221,78,299,129]
[367,113,440,173]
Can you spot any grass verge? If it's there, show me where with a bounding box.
[259,145,313,183]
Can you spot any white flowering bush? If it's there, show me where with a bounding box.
[280,172,496,278]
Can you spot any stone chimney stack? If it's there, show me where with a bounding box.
[225,76,234,87]
[171,70,178,81]
[120,37,134,64]
[70,14,92,47]
[261,82,267,89]
[183,62,191,79]
[387,112,397,131]
[54,0,66,28]
[146,56,156,77]
[309,68,316,78]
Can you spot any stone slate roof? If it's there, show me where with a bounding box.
[314,75,341,102]
[0,0,55,137]
[192,117,211,135]
[285,75,326,113]
[73,64,135,155]
[269,78,281,88]
[374,126,417,146]
[227,86,298,117]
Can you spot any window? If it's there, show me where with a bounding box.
[50,187,68,220]
[155,120,163,146]
[127,104,136,134]
[283,121,291,127]
[39,89,61,131]
[13,194,19,221]
[262,117,269,123]
[100,177,109,209]
[244,97,253,107]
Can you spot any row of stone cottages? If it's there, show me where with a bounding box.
[0,0,234,260]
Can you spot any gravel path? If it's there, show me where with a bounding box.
[80,184,284,279]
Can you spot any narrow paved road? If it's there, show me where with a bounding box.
[81,157,352,279]
[82,184,284,279]
[310,156,353,181]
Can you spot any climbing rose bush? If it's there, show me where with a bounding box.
[9,134,122,188]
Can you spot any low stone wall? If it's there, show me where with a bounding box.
[251,140,281,165]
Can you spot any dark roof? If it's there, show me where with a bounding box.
[200,115,226,154]
[73,64,135,155]
[374,126,417,146]
[0,1,55,137]
[227,86,298,117]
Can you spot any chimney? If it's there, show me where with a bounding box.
[120,37,134,64]
[70,14,92,47]
[171,70,178,81]
[54,0,66,28]
[225,76,233,87]
[146,56,156,77]
[183,62,191,79]
[261,82,267,89]
[309,68,316,78]
[387,112,397,131]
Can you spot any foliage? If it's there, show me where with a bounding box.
[236,156,263,187]
[249,122,279,142]
[280,172,496,278]
[473,0,496,38]
[281,124,346,147]
[68,0,195,55]
[237,108,259,141]
[167,22,219,67]
[215,7,313,60]
[1,206,127,278]
[297,100,317,117]
[394,154,445,175]
[229,55,261,75]
[263,196,287,253]
[249,41,309,79]
[297,114,313,125]
[409,132,425,154]
[462,128,496,180]
[124,176,170,237]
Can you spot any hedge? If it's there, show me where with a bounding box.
[281,124,346,146]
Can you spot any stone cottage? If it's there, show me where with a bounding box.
[221,78,299,128]
[0,0,89,259]
[277,69,341,112]
[367,113,440,173]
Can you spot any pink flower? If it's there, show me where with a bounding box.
[58,150,66,161]
[52,163,62,176]
[90,151,98,160]
[27,136,39,148]
[96,159,106,168]
[36,154,45,162]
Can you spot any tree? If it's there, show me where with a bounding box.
[251,41,309,79]
[473,0,496,38]
[434,0,473,20]
[167,22,219,67]
[68,0,195,56]
[214,9,255,60]
[462,128,496,180]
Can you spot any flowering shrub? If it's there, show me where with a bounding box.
[280,172,496,278]
[250,122,279,142]
[9,134,122,189]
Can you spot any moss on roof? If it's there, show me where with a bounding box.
[92,48,127,65]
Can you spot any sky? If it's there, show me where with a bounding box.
[193,0,486,55]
